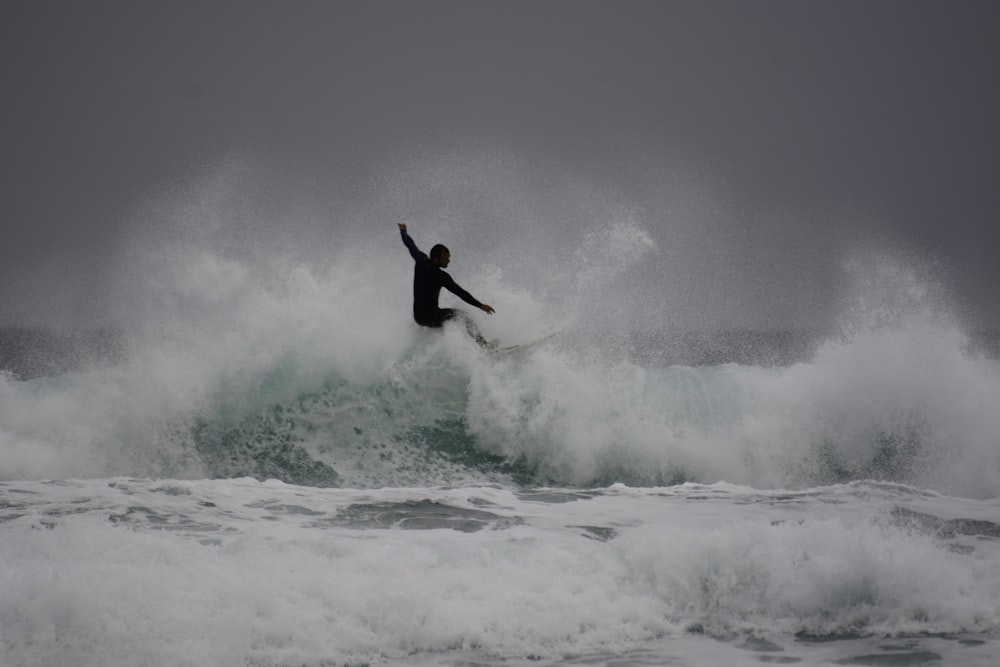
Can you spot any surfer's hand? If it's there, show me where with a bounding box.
[480,304,495,315]
[397,223,407,232]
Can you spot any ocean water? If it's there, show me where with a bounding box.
[2,201,999,666]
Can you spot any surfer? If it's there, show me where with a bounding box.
[397,223,496,347]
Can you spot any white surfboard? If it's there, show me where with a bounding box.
[492,329,563,357]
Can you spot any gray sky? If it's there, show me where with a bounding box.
[2,0,998,330]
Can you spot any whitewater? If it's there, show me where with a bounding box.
[2,162,999,667]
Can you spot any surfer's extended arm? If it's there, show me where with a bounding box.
[451,278,496,315]
[398,223,426,262]
[441,273,486,311]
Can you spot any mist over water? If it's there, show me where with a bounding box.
[0,152,996,499]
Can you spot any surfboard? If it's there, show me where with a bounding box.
[492,329,563,357]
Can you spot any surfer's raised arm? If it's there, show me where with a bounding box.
[398,223,426,262]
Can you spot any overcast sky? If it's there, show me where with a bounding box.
[2,0,998,330]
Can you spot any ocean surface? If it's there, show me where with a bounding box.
[2,229,999,666]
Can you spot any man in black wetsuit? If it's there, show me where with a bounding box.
[397,223,495,347]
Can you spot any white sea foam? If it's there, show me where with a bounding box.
[1,479,998,667]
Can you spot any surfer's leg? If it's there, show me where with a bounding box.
[416,310,447,329]
[442,309,492,348]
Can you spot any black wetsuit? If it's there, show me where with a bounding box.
[400,229,484,329]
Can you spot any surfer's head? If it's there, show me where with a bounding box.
[430,244,450,268]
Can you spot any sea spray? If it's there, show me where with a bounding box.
[3,227,998,497]
[3,155,998,499]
